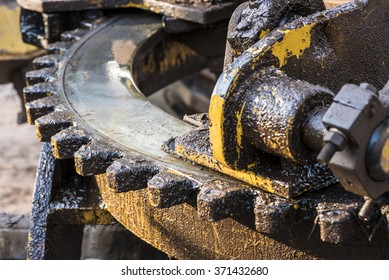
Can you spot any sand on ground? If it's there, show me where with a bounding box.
[0,83,41,215]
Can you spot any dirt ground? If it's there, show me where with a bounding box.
[0,83,41,215]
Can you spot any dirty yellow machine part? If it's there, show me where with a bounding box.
[169,0,389,198]
[324,0,352,8]
[0,1,40,60]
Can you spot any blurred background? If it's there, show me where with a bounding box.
[0,83,40,215]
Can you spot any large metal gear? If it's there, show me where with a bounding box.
[21,0,389,259]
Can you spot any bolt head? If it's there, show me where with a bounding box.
[323,130,347,150]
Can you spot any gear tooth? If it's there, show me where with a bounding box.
[25,97,58,125]
[197,181,254,222]
[26,68,57,85]
[23,82,57,103]
[147,171,199,208]
[106,159,159,193]
[316,203,359,244]
[35,111,74,142]
[46,41,73,55]
[33,54,63,69]
[60,29,88,42]
[254,195,296,234]
[51,127,90,159]
[74,143,120,176]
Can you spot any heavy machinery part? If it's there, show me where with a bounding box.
[213,67,334,166]
[17,0,243,25]
[19,7,105,48]
[227,0,326,56]
[166,0,389,197]
[223,0,352,67]
[28,142,168,260]
[317,83,389,199]
[0,0,40,61]
[23,5,389,257]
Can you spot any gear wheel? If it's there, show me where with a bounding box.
[24,11,389,259]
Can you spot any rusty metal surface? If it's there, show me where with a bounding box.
[16,0,242,24]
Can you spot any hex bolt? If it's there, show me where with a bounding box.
[317,128,348,164]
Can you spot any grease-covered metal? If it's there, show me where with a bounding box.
[319,83,389,199]
[227,0,325,55]
[23,3,389,259]
[223,67,334,167]
[195,0,389,196]
[17,0,242,24]
[27,143,115,260]
[165,127,336,198]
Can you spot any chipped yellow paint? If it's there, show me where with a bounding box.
[235,101,246,167]
[83,210,113,224]
[139,41,197,75]
[174,144,275,194]
[159,41,197,73]
[235,101,246,149]
[324,0,352,9]
[210,23,314,172]
[209,94,228,166]
[259,29,270,39]
[271,24,315,67]
[0,5,38,59]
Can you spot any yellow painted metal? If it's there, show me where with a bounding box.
[0,2,39,60]
[174,143,276,194]
[209,23,316,170]
[270,24,314,67]
[324,0,352,9]
[96,174,316,260]
[139,41,198,75]
[209,94,228,167]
